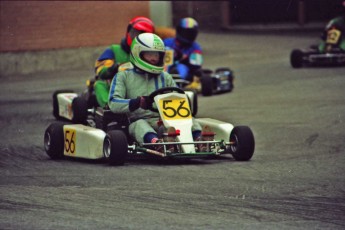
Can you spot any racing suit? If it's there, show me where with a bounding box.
[108,66,202,143]
[319,16,345,52]
[94,39,130,108]
[163,38,203,81]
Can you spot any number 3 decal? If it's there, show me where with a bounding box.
[64,128,76,155]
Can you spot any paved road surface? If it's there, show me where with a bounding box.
[1,31,344,229]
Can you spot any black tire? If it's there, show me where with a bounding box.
[71,96,88,124]
[44,122,65,159]
[52,90,75,120]
[229,126,255,161]
[184,89,198,116]
[103,130,128,166]
[201,75,213,96]
[88,93,99,109]
[290,49,304,68]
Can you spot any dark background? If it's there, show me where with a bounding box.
[230,0,344,23]
[172,0,345,29]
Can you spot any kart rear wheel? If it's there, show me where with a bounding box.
[229,126,255,161]
[201,75,213,96]
[44,122,65,159]
[290,49,304,68]
[103,130,128,166]
[52,89,75,120]
[71,96,88,124]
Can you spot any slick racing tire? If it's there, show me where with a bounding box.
[71,96,88,124]
[44,122,65,160]
[290,49,304,68]
[201,75,213,96]
[229,126,255,161]
[52,89,75,120]
[103,130,128,166]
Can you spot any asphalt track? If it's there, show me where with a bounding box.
[0,31,345,229]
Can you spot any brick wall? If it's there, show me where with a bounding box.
[0,1,150,52]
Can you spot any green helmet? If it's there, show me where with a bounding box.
[130,33,165,75]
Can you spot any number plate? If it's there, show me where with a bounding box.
[326,28,341,45]
[159,98,191,120]
[164,50,174,66]
[64,128,76,156]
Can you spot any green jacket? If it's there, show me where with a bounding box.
[95,42,130,80]
[319,16,345,52]
[94,39,131,108]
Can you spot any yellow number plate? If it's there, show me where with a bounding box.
[159,98,191,120]
[326,28,341,45]
[64,128,76,156]
[164,50,174,66]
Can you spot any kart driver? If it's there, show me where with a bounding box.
[319,1,345,52]
[108,33,213,152]
[163,17,204,91]
[94,16,155,108]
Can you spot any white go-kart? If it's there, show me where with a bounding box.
[44,87,255,165]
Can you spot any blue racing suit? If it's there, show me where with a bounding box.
[163,38,203,81]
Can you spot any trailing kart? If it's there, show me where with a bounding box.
[164,49,234,96]
[44,87,255,166]
[290,26,345,68]
[52,86,93,125]
[52,64,198,125]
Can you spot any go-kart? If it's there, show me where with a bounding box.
[164,49,234,96]
[52,63,198,125]
[44,87,255,165]
[290,26,345,68]
[52,85,93,125]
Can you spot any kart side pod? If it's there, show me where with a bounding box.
[62,124,106,159]
[44,122,106,160]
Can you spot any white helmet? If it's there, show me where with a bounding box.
[130,33,165,75]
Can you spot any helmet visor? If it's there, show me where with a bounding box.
[140,51,165,67]
[177,28,198,44]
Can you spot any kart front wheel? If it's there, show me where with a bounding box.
[229,126,255,161]
[44,122,65,159]
[103,130,128,166]
[290,49,304,68]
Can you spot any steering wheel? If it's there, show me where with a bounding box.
[147,87,185,112]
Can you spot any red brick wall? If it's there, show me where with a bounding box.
[0,1,150,52]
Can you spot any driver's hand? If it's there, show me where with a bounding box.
[139,96,153,110]
[129,96,153,111]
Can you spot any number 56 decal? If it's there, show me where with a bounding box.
[159,99,191,120]
[64,128,76,155]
